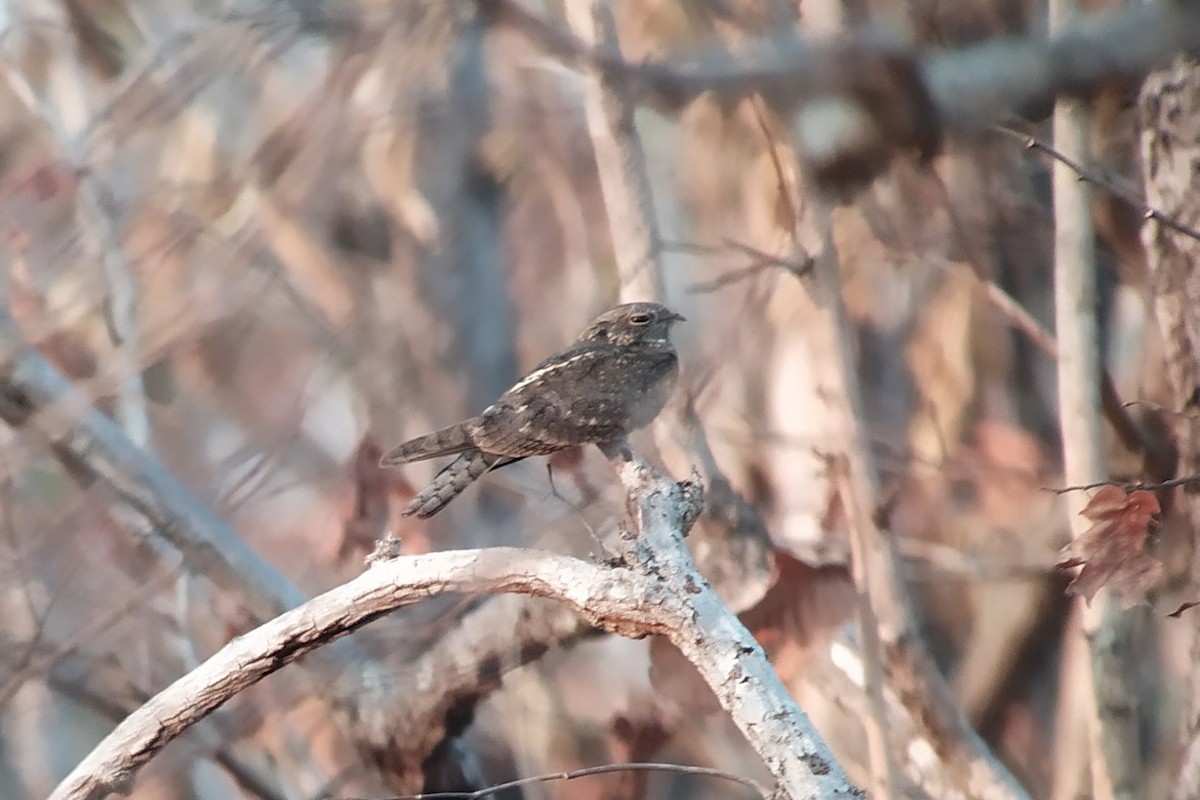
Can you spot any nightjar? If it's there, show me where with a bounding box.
[382,302,685,517]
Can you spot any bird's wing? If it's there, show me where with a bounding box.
[468,345,630,457]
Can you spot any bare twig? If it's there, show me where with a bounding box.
[384,761,771,800]
[661,239,814,294]
[973,270,1163,469]
[1049,475,1200,495]
[0,562,179,709]
[993,123,1200,245]
[976,275,1060,358]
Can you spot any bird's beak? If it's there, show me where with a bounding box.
[670,311,687,323]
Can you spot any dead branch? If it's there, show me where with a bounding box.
[601,448,857,798]
[45,547,621,800]
[48,452,859,800]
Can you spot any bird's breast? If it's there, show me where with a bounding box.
[626,349,679,430]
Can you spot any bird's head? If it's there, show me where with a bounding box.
[581,302,686,346]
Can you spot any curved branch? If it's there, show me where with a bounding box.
[47,548,645,800]
[50,454,858,800]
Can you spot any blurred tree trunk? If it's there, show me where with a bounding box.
[1049,1,1141,797]
[424,8,517,415]
[1139,56,1200,800]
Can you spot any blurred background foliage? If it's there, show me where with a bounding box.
[0,0,1188,798]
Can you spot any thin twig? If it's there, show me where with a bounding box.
[973,269,1156,462]
[1048,475,1200,495]
[377,761,772,800]
[542,462,614,559]
[0,562,180,709]
[994,123,1200,245]
[661,238,813,293]
[976,276,1059,358]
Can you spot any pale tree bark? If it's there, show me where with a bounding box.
[47,454,857,800]
[1139,55,1200,800]
[562,0,664,303]
[1049,0,1142,797]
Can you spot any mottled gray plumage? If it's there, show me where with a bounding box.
[383,302,685,517]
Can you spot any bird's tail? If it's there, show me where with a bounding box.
[402,451,520,518]
[381,423,474,466]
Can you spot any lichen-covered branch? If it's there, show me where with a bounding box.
[48,454,858,800]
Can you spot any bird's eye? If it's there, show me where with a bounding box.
[628,313,652,326]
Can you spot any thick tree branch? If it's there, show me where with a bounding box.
[45,548,631,800]
[49,454,858,800]
[603,448,859,798]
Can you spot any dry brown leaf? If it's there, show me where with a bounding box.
[1056,485,1163,608]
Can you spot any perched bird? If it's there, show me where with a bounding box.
[382,301,686,517]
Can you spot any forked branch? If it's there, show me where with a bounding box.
[47,447,856,800]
